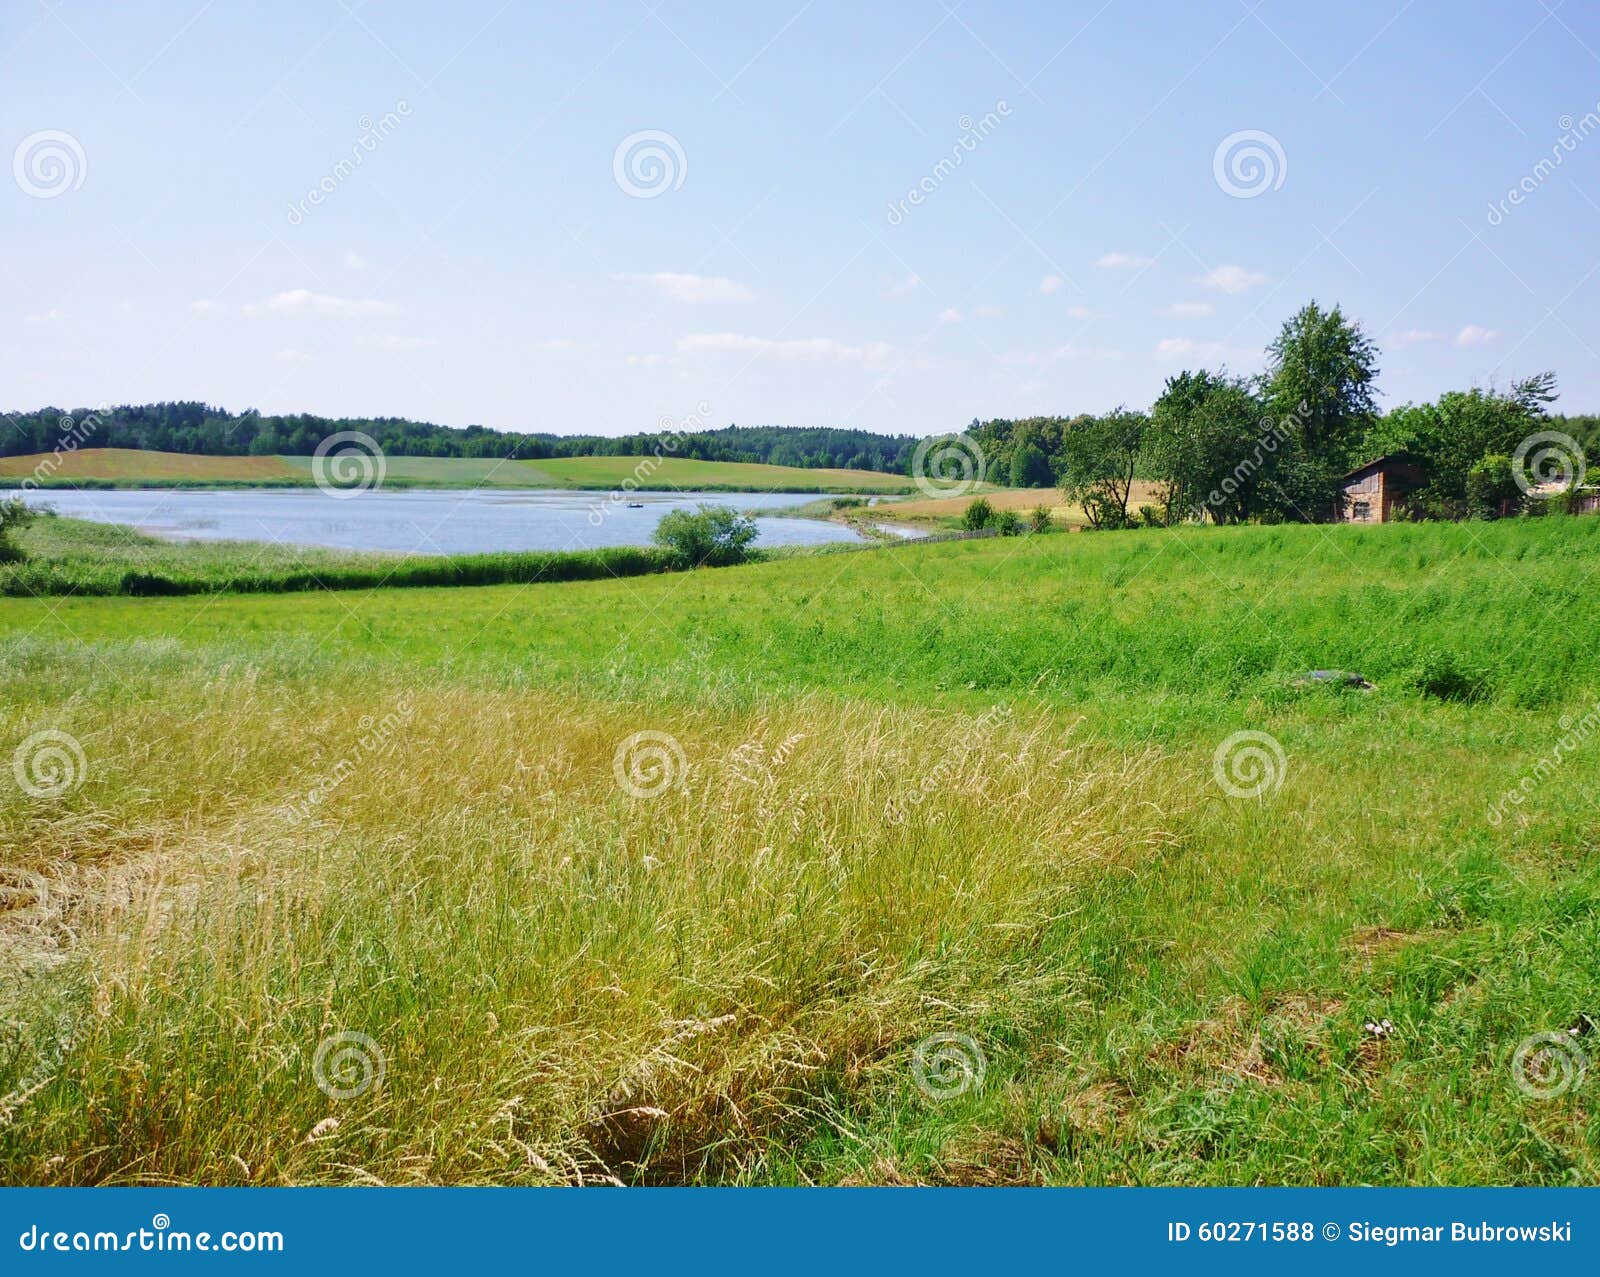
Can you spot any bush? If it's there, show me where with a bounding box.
[652,504,760,569]
[1028,504,1053,533]
[994,509,1022,536]
[1465,454,1521,520]
[1081,488,1134,529]
[1407,650,1489,703]
[961,497,995,530]
[1547,484,1582,516]
[0,498,34,564]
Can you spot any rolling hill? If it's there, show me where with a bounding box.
[2,448,914,493]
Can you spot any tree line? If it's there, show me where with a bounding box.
[959,302,1596,525]
[5,304,1594,511]
[0,404,920,475]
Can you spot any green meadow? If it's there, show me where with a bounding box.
[275,452,915,492]
[1,516,1596,1185]
[0,514,666,597]
[3,448,914,494]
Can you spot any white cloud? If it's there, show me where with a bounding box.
[886,272,921,296]
[344,251,369,270]
[1065,304,1092,320]
[938,307,962,323]
[1159,302,1215,319]
[263,289,401,318]
[1097,252,1154,269]
[974,304,1002,318]
[534,338,587,354]
[188,299,222,314]
[24,308,64,325]
[1455,324,1499,346]
[357,334,437,350]
[1039,274,1063,294]
[617,271,754,304]
[272,348,313,363]
[1394,328,1444,346]
[1198,265,1268,294]
[676,332,894,367]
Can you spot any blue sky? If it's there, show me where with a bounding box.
[4,0,1599,436]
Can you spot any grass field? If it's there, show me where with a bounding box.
[0,448,300,484]
[0,515,668,597]
[3,449,914,494]
[518,455,915,493]
[2,515,1597,1186]
[872,482,1164,528]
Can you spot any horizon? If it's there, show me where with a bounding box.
[4,2,1599,434]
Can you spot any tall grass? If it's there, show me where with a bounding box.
[0,516,670,596]
[1,517,1597,1185]
[12,515,1597,712]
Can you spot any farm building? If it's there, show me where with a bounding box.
[1534,483,1600,514]
[1337,454,1426,523]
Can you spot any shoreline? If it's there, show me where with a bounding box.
[2,477,919,495]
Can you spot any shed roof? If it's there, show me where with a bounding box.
[1341,452,1424,481]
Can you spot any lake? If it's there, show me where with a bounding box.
[5,487,879,555]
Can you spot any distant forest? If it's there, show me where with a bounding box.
[0,403,921,475]
[4,394,1597,492]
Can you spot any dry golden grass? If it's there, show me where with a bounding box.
[876,482,1163,526]
[0,660,1178,1185]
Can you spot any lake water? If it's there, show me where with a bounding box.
[6,487,876,555]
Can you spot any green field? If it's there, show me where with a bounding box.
[3,448,913,494]
[2,516,1597,1185]
[522,454,915,493]
[0,514,669,597]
